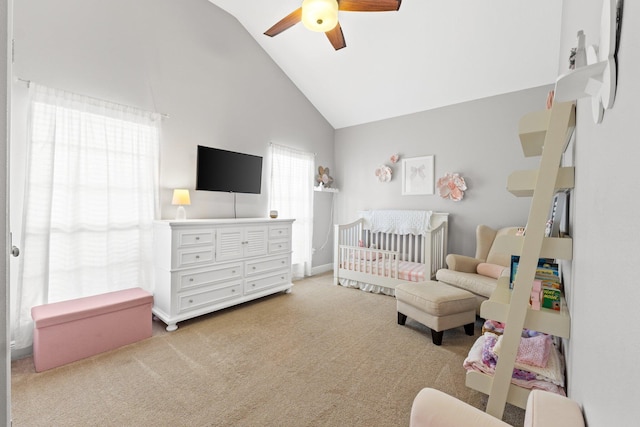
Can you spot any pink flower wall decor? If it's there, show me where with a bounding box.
[437,173,467,201]
[390,154,399,164]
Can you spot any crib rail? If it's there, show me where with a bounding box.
[333,213,449,287]
[337,245,400,280]
[364,230,425,263]
[334,219,364,284]
[426,221,448,277]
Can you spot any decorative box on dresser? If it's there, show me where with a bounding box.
[152,218,294,331]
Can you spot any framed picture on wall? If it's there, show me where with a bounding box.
[401,155,435,195]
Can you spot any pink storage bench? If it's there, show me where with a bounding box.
[31,287,153,372]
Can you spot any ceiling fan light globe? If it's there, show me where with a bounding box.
[301,0,339,32]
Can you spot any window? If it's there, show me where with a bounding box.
[269,144,314,278]
[12,84,161,350]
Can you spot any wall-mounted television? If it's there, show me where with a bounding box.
[196,145,263,194]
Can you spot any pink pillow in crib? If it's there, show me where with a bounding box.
[477,263,506,279]
[356,240,378,260]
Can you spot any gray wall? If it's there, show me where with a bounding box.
[334,87,551,257]
[10,0,335,268]
[560,1,640,425]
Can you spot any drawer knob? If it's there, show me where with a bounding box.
[232,270,236,274]
[281,261,285,264]
[231,289,235,293]
[189,299,194,303]
[195,255,200,259]
[189,278,194,282]
[196,236,200,240]
[252,266,256,270]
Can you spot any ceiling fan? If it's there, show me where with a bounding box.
[264,0,402,51]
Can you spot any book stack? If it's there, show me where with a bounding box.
[510,255,561,310]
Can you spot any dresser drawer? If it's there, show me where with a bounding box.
[269,225,290,239]
[177,263,243,292]
[176,247,215,268]
[244,271,290,295]
[178,281,242,314]
[245,255,289,277]
[176,229,214,248]
[268,239,290,254]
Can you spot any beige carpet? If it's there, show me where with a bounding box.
[11,273,525,426]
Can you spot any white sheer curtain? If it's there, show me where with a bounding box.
[12,84,161,350]
[269,143,314,279]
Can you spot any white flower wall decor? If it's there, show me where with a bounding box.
[374,154,399,183]
[437,172,467,201]
[375,165,392,182]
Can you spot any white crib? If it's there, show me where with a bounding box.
[333,210,449,295]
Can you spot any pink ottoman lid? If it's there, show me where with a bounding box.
[31,288,153,328]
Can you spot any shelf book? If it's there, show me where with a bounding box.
[546,191,568,238]
[510,255,561,311]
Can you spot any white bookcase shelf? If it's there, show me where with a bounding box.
[507,167,575,197]
[517,107,575,157]
[466,371,531,410]
[554,0,619,123]
[466,101,576,418]
[491,235,573,261]
[314,186,339,193]
[481,277,571,339]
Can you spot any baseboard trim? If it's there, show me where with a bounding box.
[11,344,33,361]
[311,263,333,276]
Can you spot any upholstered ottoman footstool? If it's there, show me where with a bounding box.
[395,281,476,345]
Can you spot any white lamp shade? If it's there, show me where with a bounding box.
[301,0,339,32]
[171,189,191,206]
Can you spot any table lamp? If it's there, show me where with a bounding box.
[172,189,191,220]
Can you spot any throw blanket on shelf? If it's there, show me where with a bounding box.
[463,332,566,395]
[358,210,432,235]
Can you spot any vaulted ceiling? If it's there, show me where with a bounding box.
[208,0,563,129]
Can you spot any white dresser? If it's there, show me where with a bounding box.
[152,218,294,331]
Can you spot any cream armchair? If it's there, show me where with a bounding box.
[436,225,521,312]
[410,388,584,427]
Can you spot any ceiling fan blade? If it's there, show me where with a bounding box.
[325,22,346,50]
[264,8,303,37]
[338,0,401,12]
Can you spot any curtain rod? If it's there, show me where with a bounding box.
[269,141,317,156]
[15,77,170,119]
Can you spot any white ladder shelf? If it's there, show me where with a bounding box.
[465,101,576,418]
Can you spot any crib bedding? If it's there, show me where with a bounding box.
[339,279,395,296]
